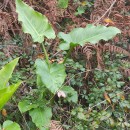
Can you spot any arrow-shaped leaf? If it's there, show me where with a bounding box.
[35,59,66,94]
[58,24,121,50]
[15,0,55,43]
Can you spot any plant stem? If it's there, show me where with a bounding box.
[63,46,74,64]
[41,42,50,67]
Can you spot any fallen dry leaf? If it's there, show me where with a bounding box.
[104,92,111,104]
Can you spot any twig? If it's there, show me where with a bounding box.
[94,0,117,24]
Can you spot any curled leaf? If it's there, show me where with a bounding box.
[104,92,111,104]
[57,90,66,98]
[2,109,7,117]
[104,18,115,25]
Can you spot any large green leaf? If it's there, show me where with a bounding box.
[15,0,55,43]
[35,59,66,94]
[18,100,38,113]
[0,81,22,110]
[0,58,19,89]
[3,120,21,130]
[58,24,121,50]
[29,107,52,130]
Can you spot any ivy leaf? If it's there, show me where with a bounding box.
[3,120,21,130]
[58,24,121,50]
[0,81,22,110]
[77,112,86,120]
[0,58,19,89]
[29,107,52,130]
[100,111,112,121]
[75,6,85,15]
[15,0,55,43]
[61,86,78,103]
[35,59,66,94]
[58,0,69,8]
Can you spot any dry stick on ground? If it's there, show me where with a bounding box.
[0,0,10,9]
[94,0,117,25]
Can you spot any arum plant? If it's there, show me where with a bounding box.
[16,0,77,129]
[15,0,121,129]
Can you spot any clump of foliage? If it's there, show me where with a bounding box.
[0,0,130,130]
[14,0,121,129]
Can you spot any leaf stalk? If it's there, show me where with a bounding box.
[63,46,74,64]
[41,42,50,68]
